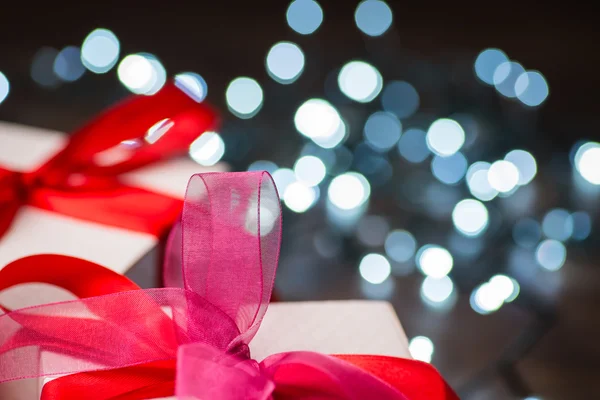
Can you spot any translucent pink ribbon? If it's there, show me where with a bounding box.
[0,172,408,399]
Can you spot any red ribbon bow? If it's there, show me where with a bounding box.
[0,82,217,239]
[0,172,458,399]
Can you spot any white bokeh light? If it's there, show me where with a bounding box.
[328,172,370,210]
[471,283,505,314]
[174,72,208,103]
[0,72,9,104]
[338,61,383,103]
[421,276,454,304]
[409,336,434,363]
[117,53,166,95]
[575,143,600,185]
[452,199,489,237]
[266,42,305,84]
[504,150,537,185]
[312,118,347,149]
[417,245,453,278]
[426,118,465,157]
[81,28,120,74]
[488,274,519,303]
[226,77,263,119]
[283,181,318,213]
[189,131,225,166]
[488,160,520,193]
[466,162,498,201]
[542,209,574,242]
[286,0,323,35]
[431,153,468,185]
[359,253,391,284]
[272,168,296,195]
[474,48,508,85]
[536,239,567,271]
[515,71,549,107]
[294,98,342,140]
[354,0,393,37]
[294,155,326,187]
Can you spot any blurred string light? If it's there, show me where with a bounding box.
[248,160,278,174]
[363,111,402,152]
[338,61,383,103]
[294,155,326,186]
[81,28,120,74]
[266,42,305,84]
[416,245,453,278]
[426,118,465,157]
[354,0,393,37]
[452,199,489,237]
[0,72,8,104]
[31,47,60,88]
[272,168,296,195]
[420,275,455,306]
[466,162,498,201]
[117,53,166,95]
[431,153,468,185]
[189,131,225,166]
[398,128,429,163]
[381,81,419,119]
[515,71,549,107]
[504,150,537,185]
[226,77,263,119]
[283,181,319,213]
[536,239,567,271]
[294,98,344,147]
[513,218,542,249]
[385,230,417,263]
[359,253,391,284]
[493,61,525,98]
[542,209,573,242]
[53,46,85,82]
[286,0,323,35]
[470,274,520,315]
[571,211,592,241]
[409,336,434,363]
[174,73,208,102]
[487,160,520,193]
[474,48,508,85]
[574,142,600,185]
[357,215,390,247]
[328,172,370,210]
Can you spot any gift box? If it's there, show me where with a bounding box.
[0,83,227,291]
[0,172,457,400]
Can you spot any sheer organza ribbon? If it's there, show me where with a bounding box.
[0,172,458,400]
[0,82,217,238]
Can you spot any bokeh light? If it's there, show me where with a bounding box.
[452,199,489,237]
[189,131,225,166]
[493,61,525,98]
[421,276,454,305]
[117,53,166,95]
[542,209,574,242]
[359,253,391,284]
[272,168,296,195]
[174,72,208,103]
[295,98,342,141]
[571,211,592,241]
[513,218,542,249]
[488,160,520,193]
[283,181,318,213]
[53,46,85,82]
[466,162,498,201]
[294,155,326,187]
[474,48,508,85]
[31,47,60,88]
[504,150,537,185]
[0,72,8,104]
[381,81,419,119]
[357,215,390,247]
[338,61,383,103]
[489,274,520,303]
[81,28,120,74]
[385,230,417,263]
[363,111,402,152]
[354,0,393,37]
[417,245,453,278]
[574,142,600,185]
[248,160,278,174]
[328,172,370,210]
[409,336,434,363]
[226,77,263,119]
[286,0,323,35]
[398,128,429,163]
[266,41,305,84]
[426,118,465,157]
[515,71,549,107]
[431,153,468,185]
[470,282,505,314]
[536,239,567,271]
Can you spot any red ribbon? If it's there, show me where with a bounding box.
[0,82,218,239]
[0,172,458,399]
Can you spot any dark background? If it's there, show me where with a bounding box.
[1,1,600,398]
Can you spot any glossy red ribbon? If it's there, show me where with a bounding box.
[0,82,218,239]
[0,172,458,400]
